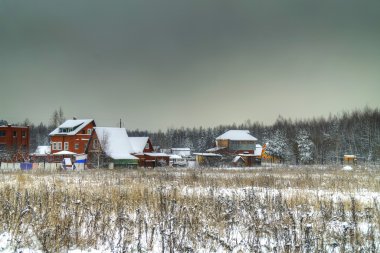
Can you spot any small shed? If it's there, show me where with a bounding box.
[343,155,357,165]
[134,153,170,167]
[194,153,222,167]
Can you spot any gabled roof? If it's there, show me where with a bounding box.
[94,127,137,160]
[216,130,257,141]
[129,137,149,153]
[49,119,94,136]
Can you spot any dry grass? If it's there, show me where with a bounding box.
[0,166,379,252]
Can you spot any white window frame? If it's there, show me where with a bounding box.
[64,142,69,151]
[87,129,92,135]
[74,143,79,150]
[52,142,57,150]
[57,142,62,150]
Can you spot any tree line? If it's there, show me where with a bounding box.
[2,107,380,164]
[129,107,380,164]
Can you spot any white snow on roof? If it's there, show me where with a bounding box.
[193,153,222,157]
[33,146,51,155]
[171,148,190,151]
[145,153,170,157]
[129,137,149,153]
[216,130,257,141]
[49,119,94,136]
[206,146,226,152]
[94,127,138,160]
[233,156,243,163]
[170,154,182,159]
[53,150,77,155]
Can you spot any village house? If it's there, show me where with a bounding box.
[204,130,262,166]
[86,127,169,168]
[0,124,30,161]
[86,127,139,168]
[207,130,258,155]
[49,118,96,156]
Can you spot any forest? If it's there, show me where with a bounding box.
[2,107,380,165]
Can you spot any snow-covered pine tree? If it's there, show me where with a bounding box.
[296,129,315,164]
[265,129,289,163]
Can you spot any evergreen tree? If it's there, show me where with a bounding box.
[296,129,314,164]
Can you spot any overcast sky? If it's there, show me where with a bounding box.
[1,0,379,131]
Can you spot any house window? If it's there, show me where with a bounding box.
[64,142,69,151]
[87,129,92,135]
[13,131,17,137]
[145,142,150,150]
[0,131,5,137]
[74,143,79,150]
[52,142,62,150]
[22,131,26,138]
[93,139,98,149]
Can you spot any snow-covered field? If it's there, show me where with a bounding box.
[0,166,379,252]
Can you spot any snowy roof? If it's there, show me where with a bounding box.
[233,156,243,163]
[193,153,222,157]
[216,130,257,141]
[145,153,170,157]
[53,150,77,155]
[206,146,226,152]
[49,119,94,136]
[170,154,182,159]
[33,146,51,156]
[129,137,149,153]
[171,148,190,151]
[94,127,138,160]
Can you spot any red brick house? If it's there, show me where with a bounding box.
[0,124,30,161]
[49,119,95,155]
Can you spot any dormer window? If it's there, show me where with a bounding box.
[59,127,73,133]
[87,129,92,135]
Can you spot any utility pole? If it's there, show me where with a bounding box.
[120,119,122,128]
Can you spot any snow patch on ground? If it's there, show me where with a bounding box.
[342,165,353,171]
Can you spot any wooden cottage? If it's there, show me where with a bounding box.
[86,127,139,168]
[207,130,258,155]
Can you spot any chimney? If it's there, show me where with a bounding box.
[73,117,77,120]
